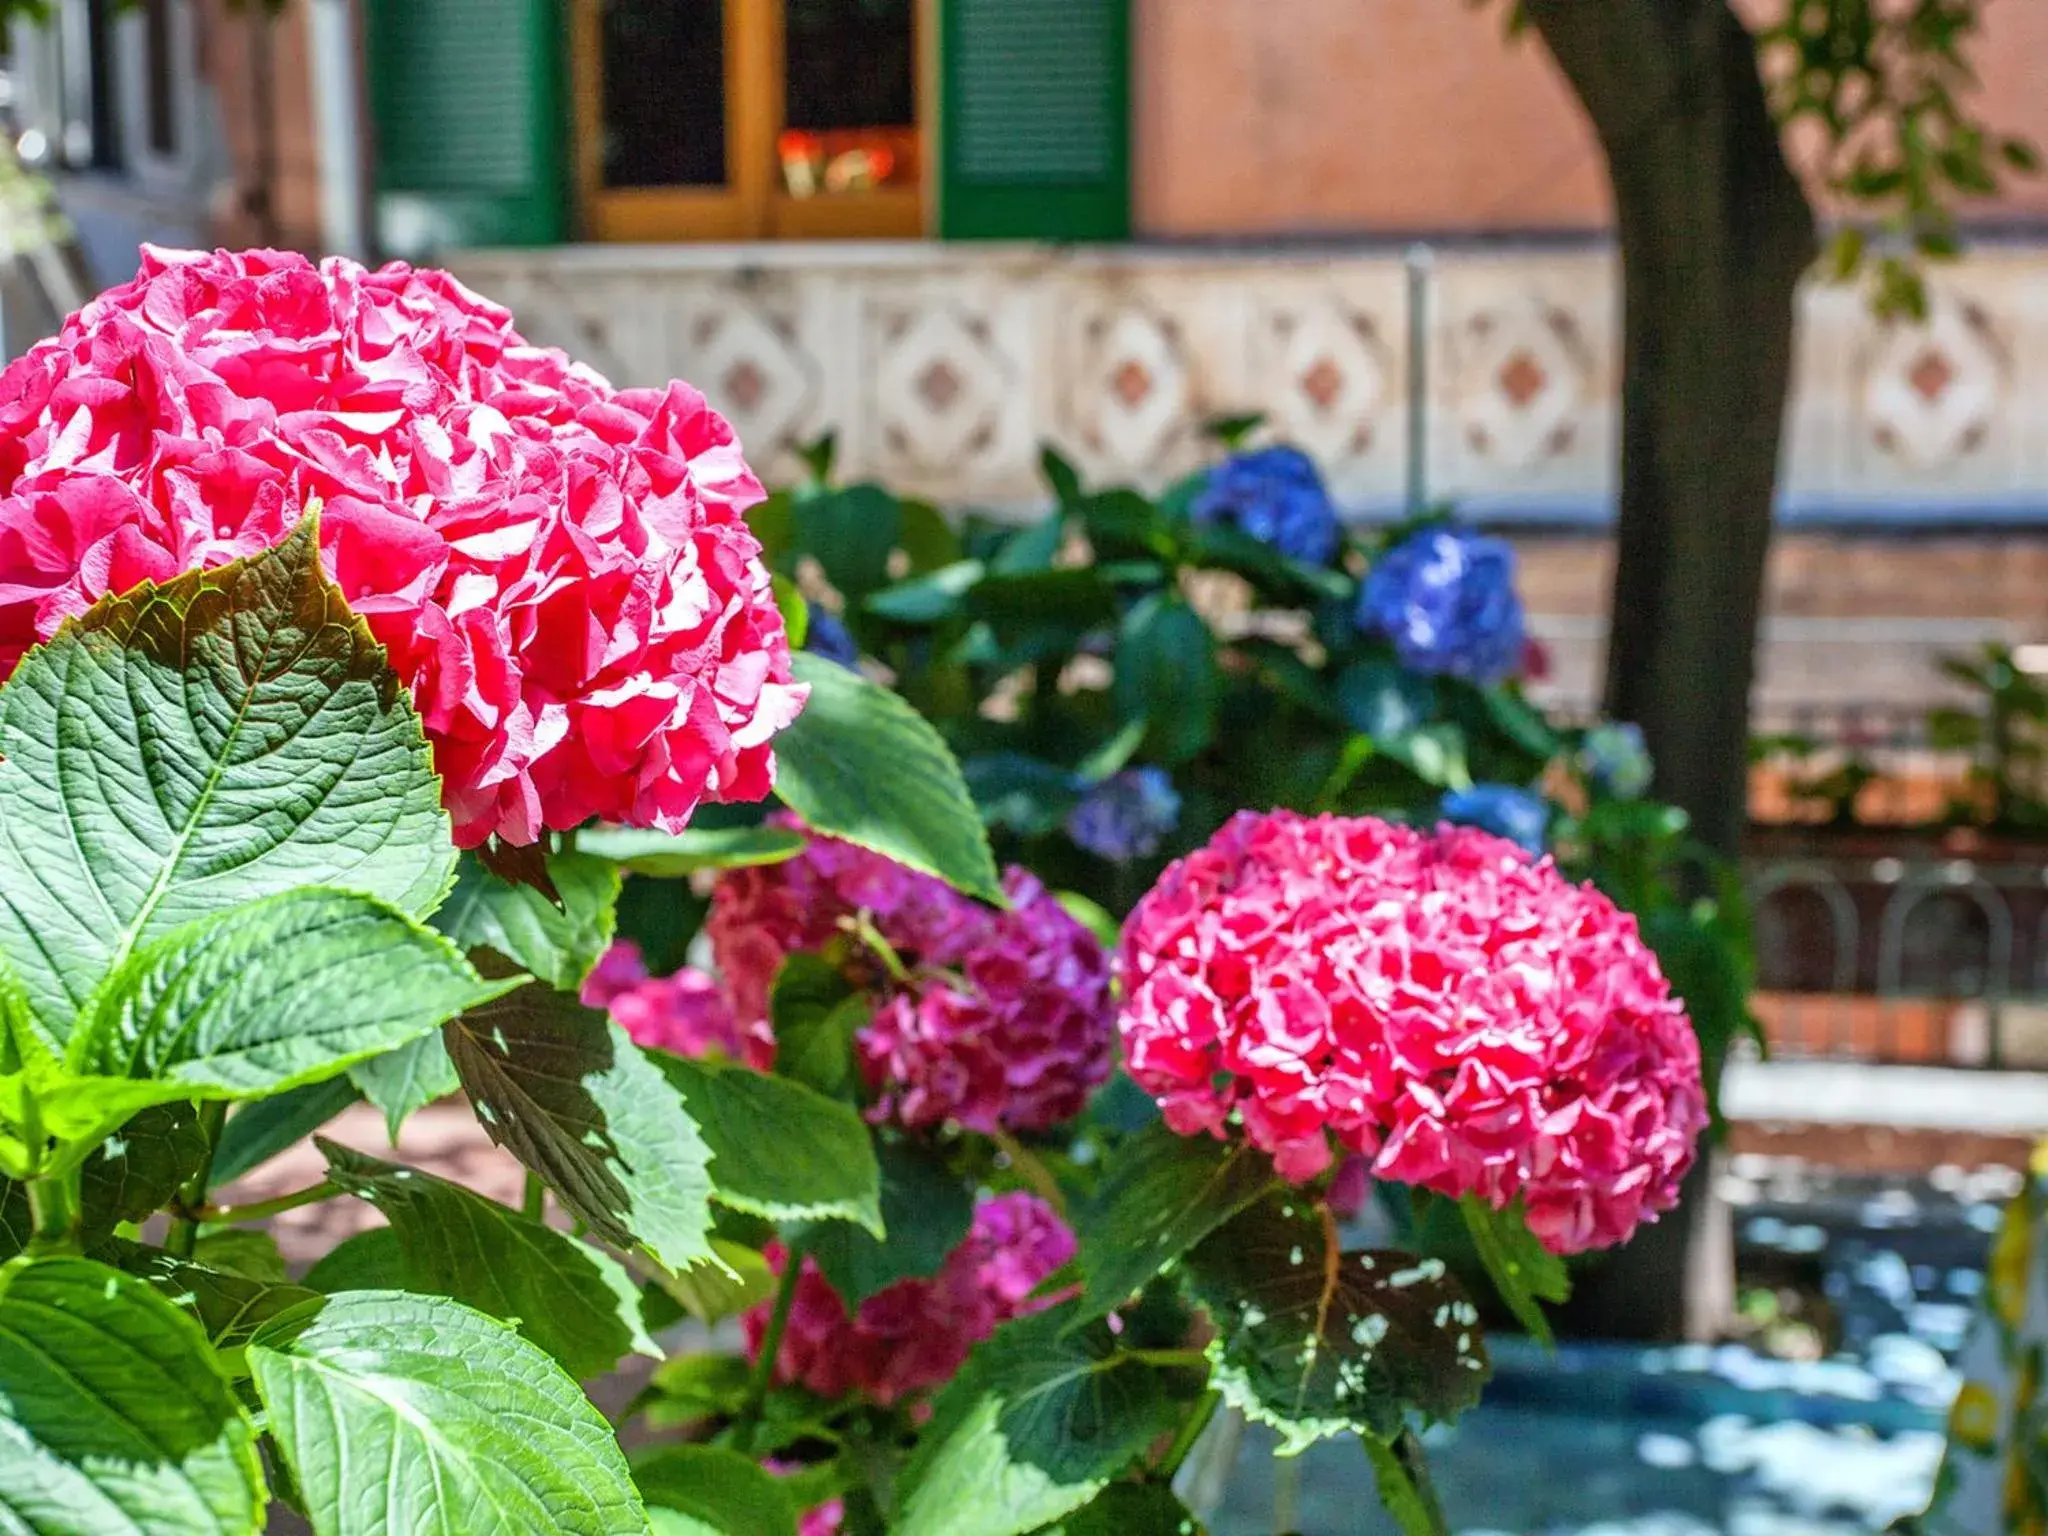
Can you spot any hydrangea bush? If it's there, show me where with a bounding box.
[0,258,1720,1536]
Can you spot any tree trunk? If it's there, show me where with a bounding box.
[1525,0,1817,1340]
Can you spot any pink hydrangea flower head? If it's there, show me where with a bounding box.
[580,939,652,1009]
[0,246,806,846]
[707,820,1115,1132]
[1117,809,1707,1253]
[744,1192,1074,1405]
[581,941,769,1067]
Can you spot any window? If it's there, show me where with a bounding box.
[141,0,177,158]
[574,0,925,241]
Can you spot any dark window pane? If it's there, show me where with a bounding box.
[779,0,916,195]
[601,0,726,189]
[143,0,176,156]
[783,0,913,131]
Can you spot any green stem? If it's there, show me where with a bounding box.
[1129,1347,1210,1370]
[166,1101,227,1261]
[1273,1452,1302,1534]
[523,1171,546,1222]
[196,1180,340,1226]
[1363,1429,1450,1536]
[23,1166,81,1256]
[736,1240,806,1451]
[1394,1429,1448,1532]
[1158,1388,1220,1479]
[989,1128,1066,1217]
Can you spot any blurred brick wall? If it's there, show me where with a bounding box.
[1513,532,2048,713]
[1134,0,2048,240]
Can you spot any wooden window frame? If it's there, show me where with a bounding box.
[572,0,930,243]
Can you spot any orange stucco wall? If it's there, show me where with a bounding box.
[1133,0,2048,239]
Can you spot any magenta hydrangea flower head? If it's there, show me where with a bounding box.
[706,819,1116,1133]
[580,940,769,1067]
[1116,808,1707,1254]
[0,246,805,847]
[742,1192,1075,1406]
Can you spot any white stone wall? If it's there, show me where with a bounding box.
[450,239,2048,527]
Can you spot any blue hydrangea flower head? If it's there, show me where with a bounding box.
[1438,783,1549,855]
[804,608,861,669]
[1357,525,1526,683]
[1066,767,1182,863]
[1187,445,1341,566]
[1581,721,1653,800]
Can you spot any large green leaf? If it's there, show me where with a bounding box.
[68,889,512,1116]
[1363,1432,1451,1536]
[775,655,1003,905]
[445,981,717,1274]
[767,955,866,1103]
[866,560,986,625]
[0,1256,266,1534]
[653,1055,882,1235]
[433,849,622,990]
[1113,595,1217,767]
[1046,1483,1208,1535]
[633,1445,797,1536]
[0,515,456,1048]
[1180,1194,1490,1454]
[1,1104,212,1261]
[348,1034,460,1140]
[1458,1195,1570,1349]
[249,1291,648,1536]
[791,483,901,600]
[649,1237,775,1325]
[894,1307,1188,1536]
[1072,1122,1275,1322]
[575,826,806,879]
[319,1141,659,1380]
[797,1140,973,1307]
[104,1239,319,1362]
[210,1078,360,1189]
[300,1226,406,1295]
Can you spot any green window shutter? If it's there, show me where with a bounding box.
[365,0,568,255]
[938,0,1130,241]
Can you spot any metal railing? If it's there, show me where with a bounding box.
[1745,841,2048,1069]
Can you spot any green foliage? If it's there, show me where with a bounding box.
[108,1239,318,1361]
[319,1141,660,1379]
[1180,1193,1491,1455]
[66,887,510,1115]
[775,654,1005,905]
[1072,1120,1276,1321]
[893,1306,1195,1536]
[578,824,808,878]
[249,1291,647,1536]
[1045,1483,1209,1535]
[797,1139,975,1307]
[654,1052,884,1234]
[1113,595,1219,767]
[0,406,1685,1531]
[1362,1432,1451,1536]
[1757,0,2039,315]
[634,1445,800,1536]
[0,516,454,1053]
[445,980,717,1275]
[210,1078,360,1187]
[435,848,623,990]
[0,1255,266,1533]
[1458,1196,1571,1348]
[348,1033,461,1141]
[767,954,869,1101]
